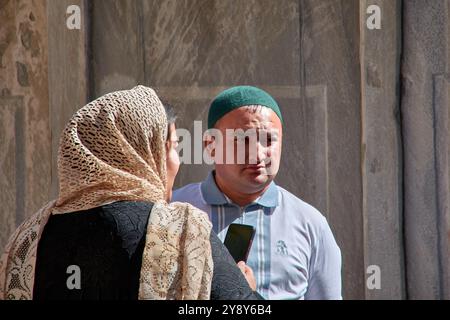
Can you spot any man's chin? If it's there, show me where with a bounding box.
[243,172,271,188]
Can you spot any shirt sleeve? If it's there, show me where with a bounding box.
[304,218,342,300]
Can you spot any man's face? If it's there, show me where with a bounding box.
[207,106,283,194]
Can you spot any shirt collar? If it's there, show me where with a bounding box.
[200,171,279,208]
[200,171,228,205]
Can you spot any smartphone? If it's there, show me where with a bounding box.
[223,224,256,263]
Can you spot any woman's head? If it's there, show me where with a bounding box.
[54,86,175,213]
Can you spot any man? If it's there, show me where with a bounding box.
[172,86,342,300]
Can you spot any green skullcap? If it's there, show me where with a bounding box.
[208,85,283,129]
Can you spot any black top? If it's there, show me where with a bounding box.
[33,201,262,300]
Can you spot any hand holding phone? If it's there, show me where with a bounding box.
[223,224,256,263]
[237,261,257,291]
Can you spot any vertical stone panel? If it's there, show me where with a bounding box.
[360,0,405,299]
[298,0,364,299]
[402,0,449,299]
[433,73,450,299]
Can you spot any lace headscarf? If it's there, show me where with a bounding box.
[0,85,213,300]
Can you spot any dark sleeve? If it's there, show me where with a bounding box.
[209,231,264,300]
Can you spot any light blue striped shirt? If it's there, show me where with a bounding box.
[172,171,342,300]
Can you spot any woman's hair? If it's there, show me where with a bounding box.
[161,99,177,140]
[164,103,177,125]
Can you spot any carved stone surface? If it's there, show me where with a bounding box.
[0,0,51,251]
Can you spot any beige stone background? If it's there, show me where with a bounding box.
[0,0,449,299]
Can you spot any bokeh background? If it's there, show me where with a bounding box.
[1,0,450,299]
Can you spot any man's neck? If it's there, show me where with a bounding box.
[214,173,270,207]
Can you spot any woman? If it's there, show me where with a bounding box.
[0,85,260,300]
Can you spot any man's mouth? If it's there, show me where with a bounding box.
[244,164,265,171]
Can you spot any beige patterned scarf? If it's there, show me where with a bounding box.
[0,85,213,300]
